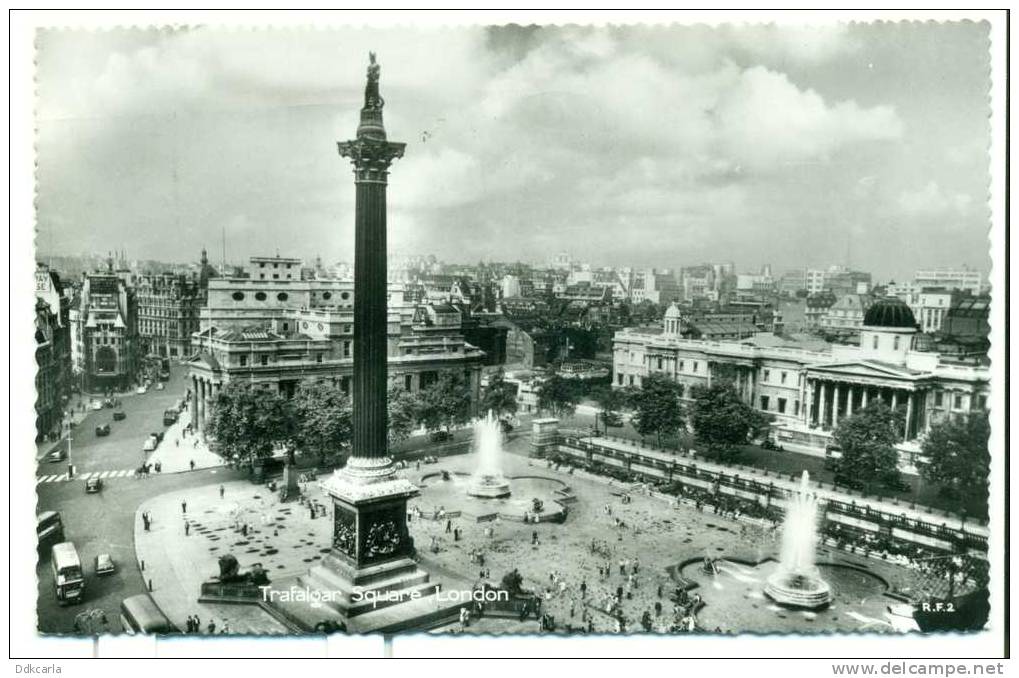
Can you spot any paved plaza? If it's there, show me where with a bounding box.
[135,442,930,635]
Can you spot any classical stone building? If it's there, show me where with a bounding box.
[613,297,990,470]
[136,271,204,358]
[74,266,140,392]
[185,271,484,434]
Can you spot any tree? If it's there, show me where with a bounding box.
[480,369,518,420]
[206,382,292,465]
[920,412,990,519]
[536,373,580,419]
[689,383,772,461]
[628,374,684,447]
[290,380,352,464]
[388,386,419,447]
[831,401,905,493]
[416,372,472,433]
[591,385,626,430]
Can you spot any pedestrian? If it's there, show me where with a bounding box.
[580,580,587,598]
[207,620,216,634]
[194,614,201,633]
[219,485,225,499]
[176,439,179,448]
[185,520,190,536]
[185,615,193,632]
[242,523,249,537]
[181,499,187,514]
[445,519,452,534]
[189,459,194,470]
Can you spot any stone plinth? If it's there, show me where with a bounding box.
[467,475,512,499]
[764,571,833,609]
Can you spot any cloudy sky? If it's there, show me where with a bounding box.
[35,22,991,281]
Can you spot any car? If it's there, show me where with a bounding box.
[85,477,103,494]
[113,410,126,421]
[150,431,164,444]
[136,386,147,395]
[95,424,111,437]
[143,437,157,453]
[90,400,103,411]
[94,553,116,576]
[47,447,66,463]
[155,382,165,391]
[103,398,116,408]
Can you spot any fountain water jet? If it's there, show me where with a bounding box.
[763,470,833,609]
[467,411,511,498]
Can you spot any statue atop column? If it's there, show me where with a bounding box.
[364,51,383,111]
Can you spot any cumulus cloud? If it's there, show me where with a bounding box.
[34,23,987,279]
[728,24,861,64]
[715,66,902,170]
[897,181,974,218]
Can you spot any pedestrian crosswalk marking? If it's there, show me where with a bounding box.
[36,468,136,484]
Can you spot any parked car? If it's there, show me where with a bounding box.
[143,435,158,453]
[113,410,126,421]
[94,553,116,576]
[103,398,116,408]
[95,424,111,437]
[47,447,66,463]
[90,400,103,411]
[136,386,147,395]
[85,477,103,494]
[155,382,165,391]
[151,431,164,444]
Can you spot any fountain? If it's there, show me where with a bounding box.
[763,470,833,609]
[467,412,511,498]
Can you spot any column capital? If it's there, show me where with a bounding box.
[337,139,406,183]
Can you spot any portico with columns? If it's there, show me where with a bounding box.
[803,362,932,441]
[188,362,223,438]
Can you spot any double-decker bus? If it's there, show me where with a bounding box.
[51,542,85,605]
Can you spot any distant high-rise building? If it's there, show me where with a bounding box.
[501,274,521,299]
[913,267,983,295]
[805,269,826,295]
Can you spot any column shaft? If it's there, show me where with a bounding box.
[352,179,390,459]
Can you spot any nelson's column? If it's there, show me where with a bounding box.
[290,54,438,631]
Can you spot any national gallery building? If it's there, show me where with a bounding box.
[613,297,990,471]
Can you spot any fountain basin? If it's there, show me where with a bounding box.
[764,571,833,609]
[467,475,511,499]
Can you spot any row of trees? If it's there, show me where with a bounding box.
[830,400,990,518]
[205,373,475,466]
[531,369,989,517]
[532,371,774,460]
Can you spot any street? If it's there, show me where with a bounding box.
[33,364,243,634]
[35,465,247,634]
[37,367,190,481]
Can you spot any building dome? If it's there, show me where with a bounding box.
[664,303,682,320]
[863,297,917,328]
